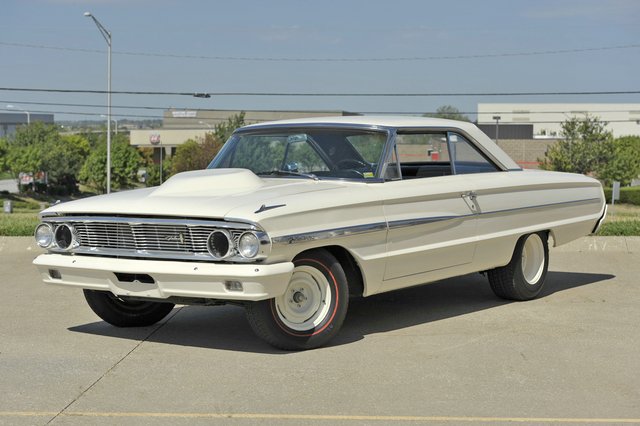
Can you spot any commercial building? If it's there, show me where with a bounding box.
[476,104,640,169]
[477,103,640,138]
[0,112,55,138]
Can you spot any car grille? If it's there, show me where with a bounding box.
[73,221,242,254]
[37,215,256,260]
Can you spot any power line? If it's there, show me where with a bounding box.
[2,87,640,97]
[8,107,640,125]
[3,99,640,117]
[2,41,640,62]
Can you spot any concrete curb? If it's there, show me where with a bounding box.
[552,236,640,253]
[2,235,638,255]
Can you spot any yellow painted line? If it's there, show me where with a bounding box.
[1,411,639,423]
[0,411,57,417]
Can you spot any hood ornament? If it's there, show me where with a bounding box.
[255,204,286,214]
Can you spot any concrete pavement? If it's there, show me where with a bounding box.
[1,236,639,425]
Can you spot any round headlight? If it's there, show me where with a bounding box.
[207,230,233,259]
[35,223,54,248]
[238,232,260,258]
[55,224,76,250]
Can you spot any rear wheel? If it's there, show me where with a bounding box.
[246,249,349,350]
[83,290,175,327]
[488,232,549,301]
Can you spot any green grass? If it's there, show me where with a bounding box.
[0,193,46,236]
[0,212,40,236]
[595,203,640,236]
[597,220,640,236]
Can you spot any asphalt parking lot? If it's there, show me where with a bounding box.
[1,236,639,425]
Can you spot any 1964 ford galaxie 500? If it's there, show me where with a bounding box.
[33,116,606,350]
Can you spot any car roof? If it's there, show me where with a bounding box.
[241,115,467,129]
[239,115,521,171]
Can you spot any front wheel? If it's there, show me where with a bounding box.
[487,232,549,301]
[83,290,175,327]
[246,249,349,350]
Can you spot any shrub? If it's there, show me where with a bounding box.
[603,186,640,205]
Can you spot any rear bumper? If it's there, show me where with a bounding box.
[592,204,608,234]
[33,254,294,302]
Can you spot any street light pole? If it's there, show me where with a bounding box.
[492,115,501,143]
[6,104,30,125]
[85,12,112,194]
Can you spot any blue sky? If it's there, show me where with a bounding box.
[1,0,639,121]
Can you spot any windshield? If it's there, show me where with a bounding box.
[208,128,388,180]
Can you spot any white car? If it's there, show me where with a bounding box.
[33,116,606,350]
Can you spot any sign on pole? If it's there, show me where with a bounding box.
[612,181,621,206]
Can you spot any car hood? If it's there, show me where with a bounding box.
[41,169,351,221]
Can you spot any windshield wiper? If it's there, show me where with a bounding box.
[256,170,319,181]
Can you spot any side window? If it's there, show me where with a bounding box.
[448,133,499,174]
[394,133,452,179]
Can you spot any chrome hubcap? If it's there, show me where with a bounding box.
[275,265,331,331]
[521,234,545,285]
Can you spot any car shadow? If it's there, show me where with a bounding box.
[68,270,614,354]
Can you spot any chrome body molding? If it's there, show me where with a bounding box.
[477,197,602,217]
[387,215,461,229]
[272,222,387,245]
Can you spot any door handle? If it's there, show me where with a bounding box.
[461,191,477,201]
[461,191,478,212]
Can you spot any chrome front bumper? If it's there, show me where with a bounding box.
[33,254,294,301]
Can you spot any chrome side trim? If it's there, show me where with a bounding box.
[272,222,387,245]
[478,197,602,217]
[388,215,461,229]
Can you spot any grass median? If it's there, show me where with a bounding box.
[597,203,640,236]
[1,193,45,236]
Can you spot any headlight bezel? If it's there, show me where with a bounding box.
[54,223,79,250]
[206,229,235,260]
[35,223,55,248]
[238,231,261,259]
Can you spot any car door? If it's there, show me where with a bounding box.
[379,131,479,286]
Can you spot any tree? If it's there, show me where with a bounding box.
[171,139,206,174]
[5,122,61,181]
[424,105,470,122]
[539,115,613,176]
[0,138,8,174]
[2,122,90,194]
[597,136,640,186]
[79,135,141,193]
[41,134,90,194]
[171,113,243,175]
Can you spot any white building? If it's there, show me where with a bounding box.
[477,103,640,138]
